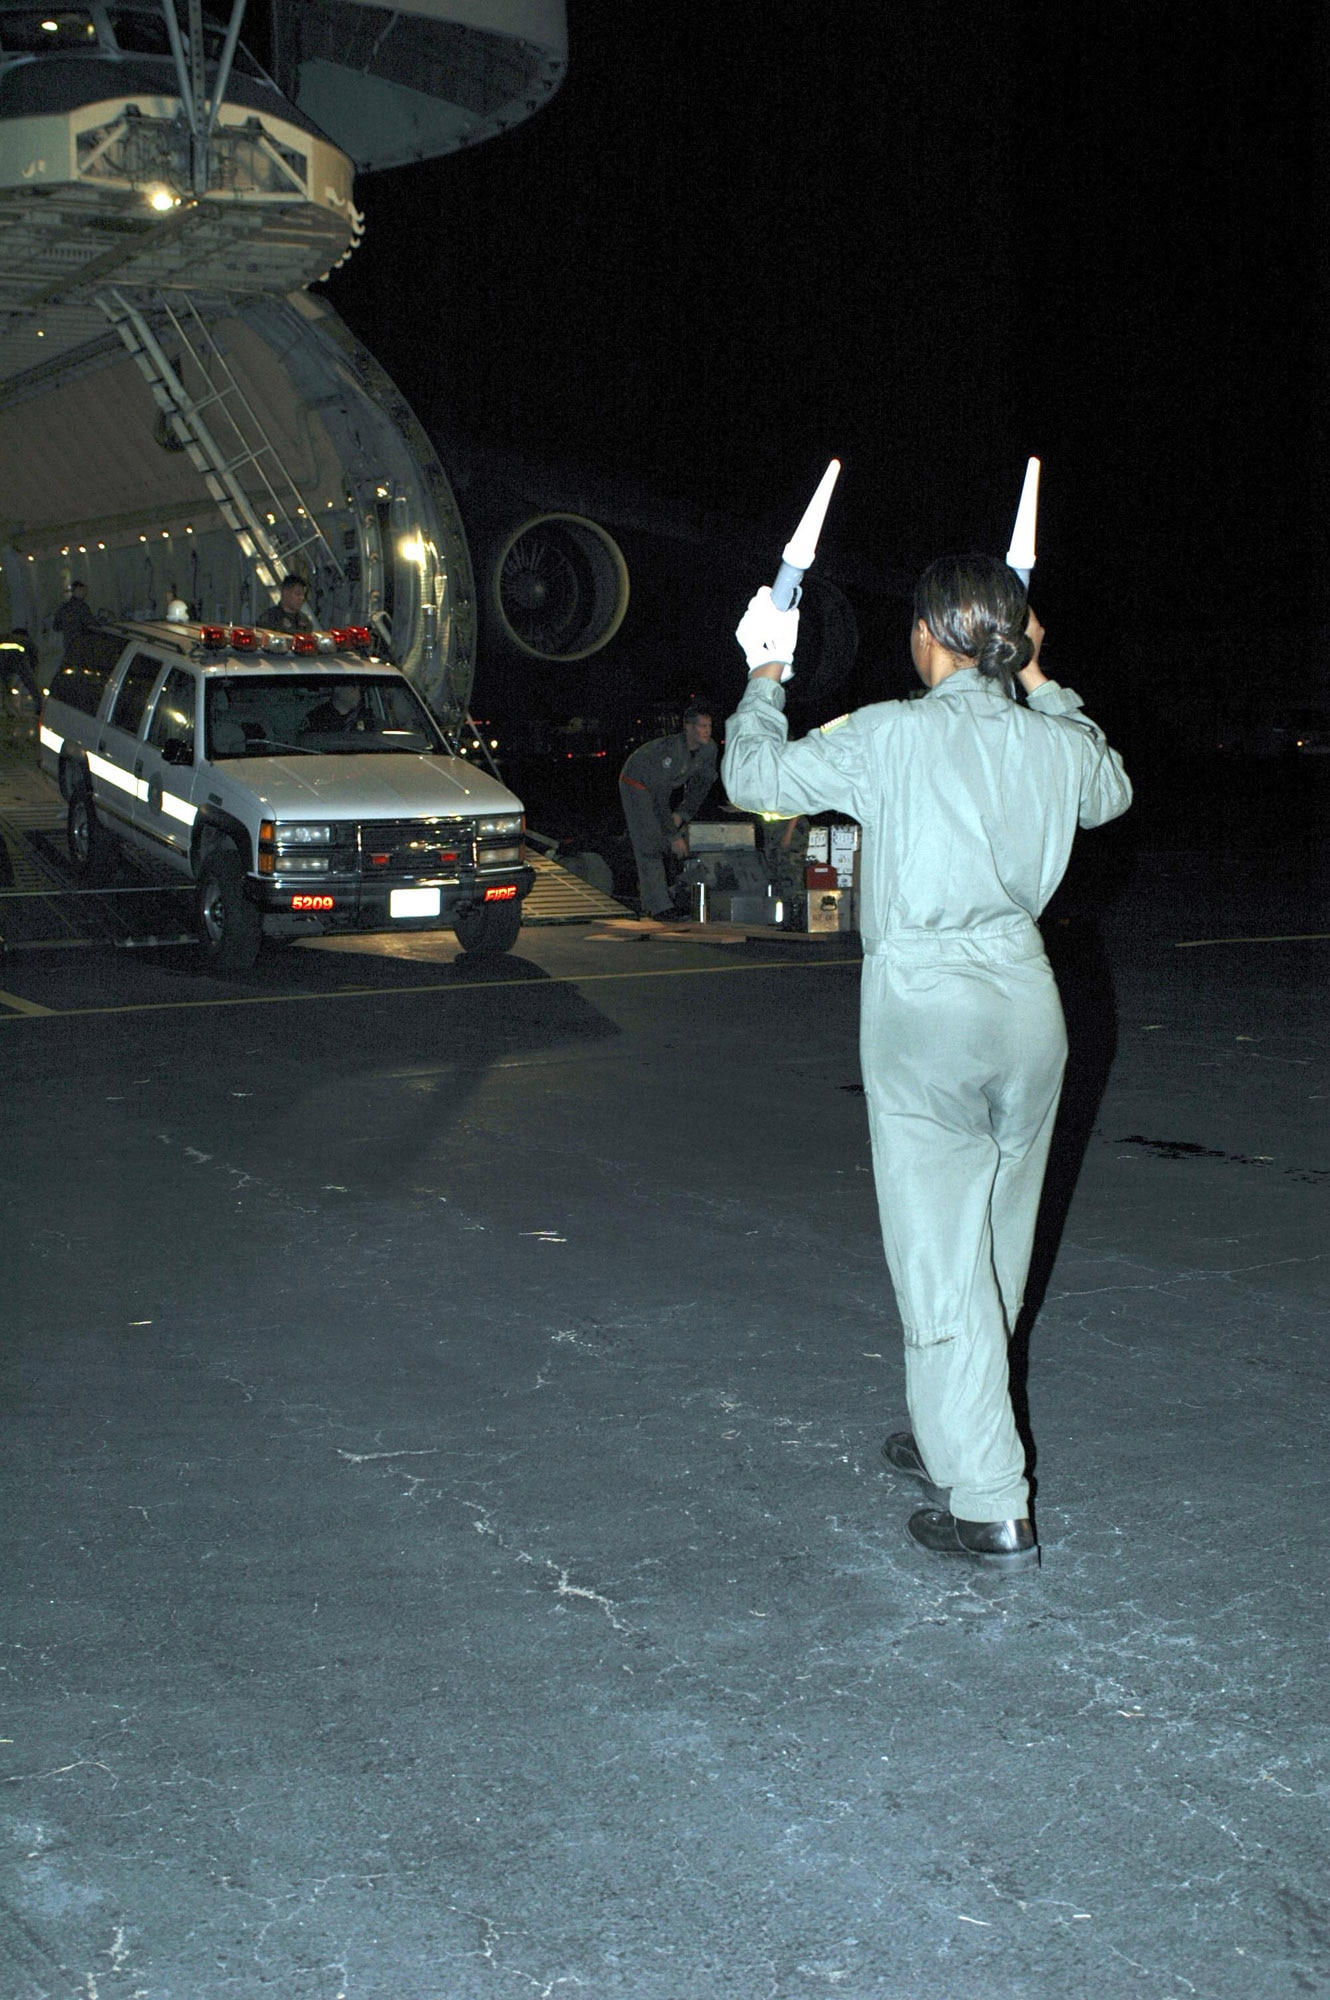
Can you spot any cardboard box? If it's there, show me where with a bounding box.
[808,822,861,886]
[829,824,860,889]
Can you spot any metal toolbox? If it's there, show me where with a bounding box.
[686,821,757,851]
[804,889,854,933]
[699,889,783,925]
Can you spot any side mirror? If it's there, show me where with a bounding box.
[161,737,193,767]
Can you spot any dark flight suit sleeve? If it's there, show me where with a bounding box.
[677,741,719,823]
[621,736,676,839]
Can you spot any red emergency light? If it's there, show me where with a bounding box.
[228,627,259,652]
[330,625,373,653]
[199,624,227,647]
[291,632,318,655]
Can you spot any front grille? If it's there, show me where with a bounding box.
[357,818,473,878]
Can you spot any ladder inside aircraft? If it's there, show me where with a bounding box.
[97,287,346,598]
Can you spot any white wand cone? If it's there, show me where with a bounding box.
[1006,456,1041,587]
[771,458,842,610]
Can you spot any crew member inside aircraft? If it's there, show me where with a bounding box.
[722,558,1131,1575]
[618,701,718,920]
[268,573,314,633]
[303,682,369,734]
[51,579,95,672]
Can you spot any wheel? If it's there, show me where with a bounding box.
[453,898,523,955]
[195,844,263,972]
[67,785,118,885]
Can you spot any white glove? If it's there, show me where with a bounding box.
[735,587,799,680]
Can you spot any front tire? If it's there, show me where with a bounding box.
[67,785,118,885]
[195,845,263,973]
[453,899,523,956]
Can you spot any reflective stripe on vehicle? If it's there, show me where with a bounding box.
[88,751,146,802]
[85,752,196,829]
[39,725,64,754]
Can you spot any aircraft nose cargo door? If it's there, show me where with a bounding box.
[0,1,568,736]
[268,1,567,173]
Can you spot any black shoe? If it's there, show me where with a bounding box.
[906,1508,1039,1573]
[881,1431,948,1508]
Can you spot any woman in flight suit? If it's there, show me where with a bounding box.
[722,556,1132,1573]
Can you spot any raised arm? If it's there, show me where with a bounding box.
[1019,609,1132,828]
[723,589,868,819]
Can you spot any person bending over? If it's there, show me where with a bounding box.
[618,702,718,919]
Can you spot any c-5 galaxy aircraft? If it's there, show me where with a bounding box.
[0,0,571,732]
[0,1,900,753]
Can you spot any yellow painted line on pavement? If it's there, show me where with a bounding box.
[1174,932,1330,949]
[0,986,54,1016]
[0,954,857,1022]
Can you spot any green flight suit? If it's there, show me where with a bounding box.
[722,669,1132,1521]
[619,730,719,917]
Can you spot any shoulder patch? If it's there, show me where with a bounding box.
[820,713,851,734]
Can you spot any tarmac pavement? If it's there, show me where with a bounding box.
[1,779,1327,1999]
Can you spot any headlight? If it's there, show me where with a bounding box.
[476,814,523,839]
[479,844,523,866]
[278,855,331,874]
[275,822,332,845]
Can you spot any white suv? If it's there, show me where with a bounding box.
[39,619,533,971]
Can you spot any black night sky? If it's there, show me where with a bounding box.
[327,3,1326,676]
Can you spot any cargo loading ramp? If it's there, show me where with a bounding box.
[521,848,629,924]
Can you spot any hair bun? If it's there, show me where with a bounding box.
[976,629,1032,685]
[914,554,1032,696]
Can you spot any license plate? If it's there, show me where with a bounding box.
[390,887,442,918]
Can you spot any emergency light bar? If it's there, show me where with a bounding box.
[194,624,365,657]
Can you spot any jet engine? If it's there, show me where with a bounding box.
[492,512,629,662]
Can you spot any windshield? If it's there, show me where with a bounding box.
[206,675,445,759]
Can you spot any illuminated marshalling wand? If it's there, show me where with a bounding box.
[1006,456,1041,587]
[770,458,843,610]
